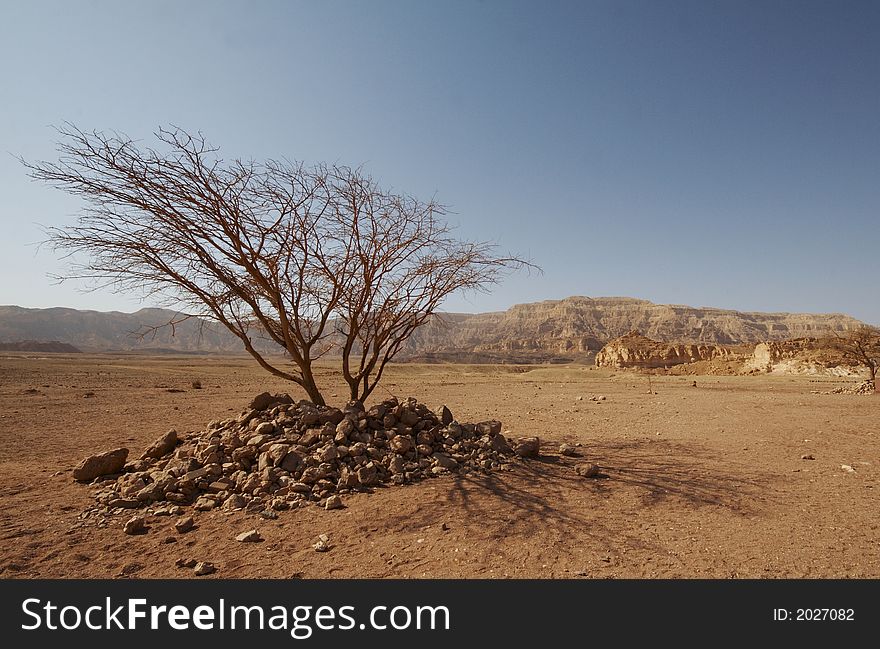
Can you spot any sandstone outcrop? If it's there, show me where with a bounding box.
[595,331,739,369]
[744,338,861,376]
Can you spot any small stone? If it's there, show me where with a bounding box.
[389,455,406,475]
[475,420,502,436]
[193,561,216,576]
[175,558,196,568]
[801,454,815,461]
[324,495,344,510]
[73,448,128,482]
[438,405,454,425]
[223,494,246,510]
[513,436,540,458]
[313,536,330,552]
[559,443,578,457]
[141,430,178,459]
[841,465,855,473]
[235,529,262,543]
[336,418,356,437]
[123,515,146,535]
[356,464,379,487]
[108,497,140,509]
[319,444,338,462]
[433,453,458,470]
[490,433,510,453]
[174,516,194,534]
[575,463,601,478]
[254,421,275,436]
[194,496,217,511]
[249,392,292,411]
[389,435,413,454]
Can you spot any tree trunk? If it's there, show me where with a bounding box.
[299,366,326,407]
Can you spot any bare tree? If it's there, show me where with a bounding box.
[25,125,531,406]
[830,325,880,386]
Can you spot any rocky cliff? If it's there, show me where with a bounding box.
[744,338,861,376]
[594,331,742,369]
[401,297,862,360]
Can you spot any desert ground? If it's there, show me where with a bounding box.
[0,352,877,579]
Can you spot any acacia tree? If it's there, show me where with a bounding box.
[830,325,880,386]
[25,125,530,406]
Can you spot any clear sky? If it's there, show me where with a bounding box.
[1,0,878,323]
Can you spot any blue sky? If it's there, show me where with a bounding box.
[1,0,878,322]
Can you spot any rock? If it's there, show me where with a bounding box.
[319,444,338,462]
[222,494,246,510]
[141,430,178,460]
[123,515,146,535]
[559,443,578,457]
[249,392,292,411]
[476,420,502,436]
[235,529,262,543]
[108,497,140,509]
[174,516,194,533]
[433,453,458,470]
[801,454,815,461]
[399,409,420,427]
[388,455,406,474]
[438,405,454,425]
[335,418,356,437]
[356,464,379,487]
[389,435,413,454]
[489,433,510,453]
[841,464,855,473]
[513,436,540,458]
[175,558,196,568]
[208,479,233,493]
[254,421,275,436]
[313,534,331,552]
[193,561,216,576]
[194,496,217,511]
[596,331,738,370]
[324,495,343,510]
[73,448,129,482]
[300,467,323,484]
[280,451,302,472]
[575,463,600,478]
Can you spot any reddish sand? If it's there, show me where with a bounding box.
[1,353,877,578]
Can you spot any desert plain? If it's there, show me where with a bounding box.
[0,352,877,579]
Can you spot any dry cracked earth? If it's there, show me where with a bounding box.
[1,353,878,579]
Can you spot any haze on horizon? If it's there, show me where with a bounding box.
[1,1,878,324]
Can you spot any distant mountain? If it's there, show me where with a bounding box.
[0,306,244,353]
[0,340,81,353]
[0,297,864,359]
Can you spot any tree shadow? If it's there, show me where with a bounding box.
[578,439,776,511]
[381,438,776,545]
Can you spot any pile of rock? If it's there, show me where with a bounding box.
[830,380,876,395]
[75,393,538,514]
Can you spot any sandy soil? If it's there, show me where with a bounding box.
[0,353,877,579]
